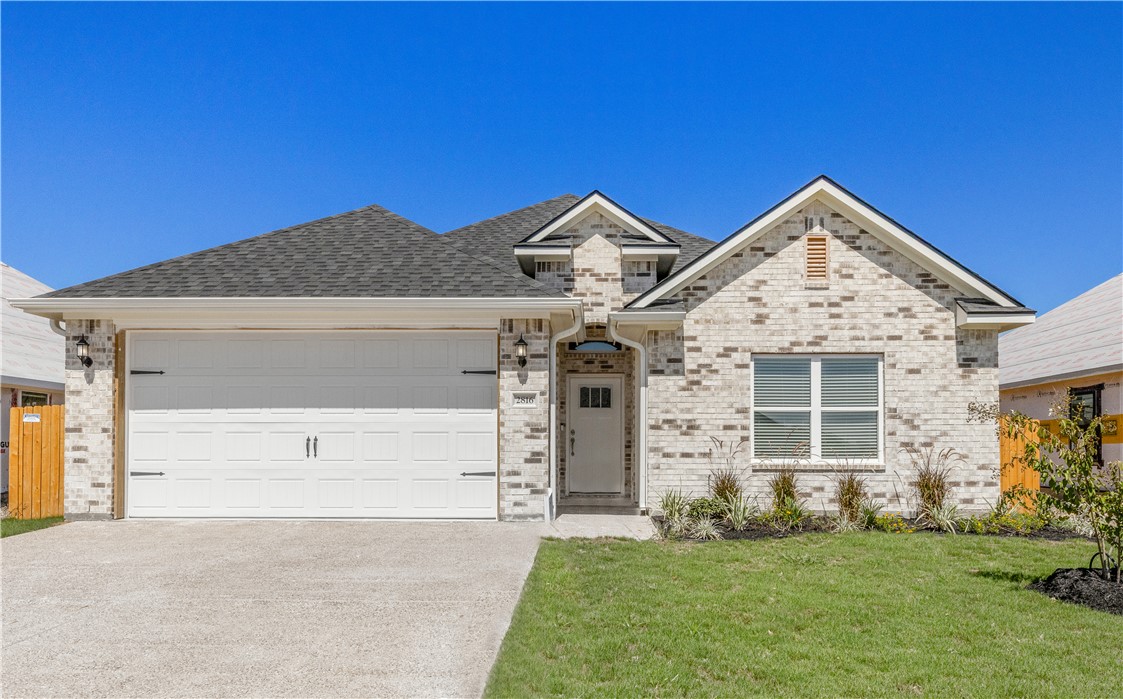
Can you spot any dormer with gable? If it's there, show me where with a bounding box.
[512,191,687,323]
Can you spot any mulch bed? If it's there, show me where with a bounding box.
[1030,568,1123,616]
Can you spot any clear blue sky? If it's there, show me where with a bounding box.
[3,2,1120,313]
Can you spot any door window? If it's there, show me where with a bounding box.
[579,386,612,409]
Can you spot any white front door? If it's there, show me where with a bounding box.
[567,375,624,493]
[126,330,498,519]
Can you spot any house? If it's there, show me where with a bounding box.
[12,176,1035,521]
[1000,274,1122,465]
[2,263,66,495]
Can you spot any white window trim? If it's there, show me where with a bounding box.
[749,353,884,467]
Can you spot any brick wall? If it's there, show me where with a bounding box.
[646,201,1000,514]
[64,320,116,520]
[498,318,551,520]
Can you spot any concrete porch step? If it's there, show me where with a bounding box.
[556,504,643,515]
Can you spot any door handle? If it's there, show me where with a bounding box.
[570,429,575,457]
[306,436,311,458]
[313,436,318,458]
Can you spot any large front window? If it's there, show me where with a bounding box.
[752,355,882,463]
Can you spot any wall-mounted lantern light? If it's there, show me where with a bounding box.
[514,334,528,367]
[76,336,93,368]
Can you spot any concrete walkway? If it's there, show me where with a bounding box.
[1,520,543,699]
[546,513,655,540]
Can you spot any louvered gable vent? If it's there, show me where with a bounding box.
[806,235,829,281]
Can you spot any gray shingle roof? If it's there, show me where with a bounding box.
[42,204,563,299]
[443,194,716,275]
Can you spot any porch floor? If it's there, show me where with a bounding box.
[557,494,641,516]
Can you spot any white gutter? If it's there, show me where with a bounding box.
[547,312,584,520]
[49,319,67,336]
[608,319,649,513]
[11,296,582,316]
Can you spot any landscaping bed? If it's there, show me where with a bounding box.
[1031,567,1123,616]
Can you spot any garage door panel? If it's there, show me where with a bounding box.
[128,331,497,519]
[132,338,170,369]
[363,340,400,368]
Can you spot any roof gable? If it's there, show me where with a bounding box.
[627,175,1025,310]
[519,191,674,245]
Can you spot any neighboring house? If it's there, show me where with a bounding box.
[12,176,1034,521]
[2,263,66,494]
[1000,274,1122,465]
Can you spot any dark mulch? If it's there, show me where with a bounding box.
[1030,568,1123,616]
[719,519,832,539]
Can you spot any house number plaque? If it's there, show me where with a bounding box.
[511,392,538,409]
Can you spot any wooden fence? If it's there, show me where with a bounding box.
[999,416,1040,500]
[7,405,65,519]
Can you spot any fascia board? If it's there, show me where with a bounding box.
[10,297,583,327]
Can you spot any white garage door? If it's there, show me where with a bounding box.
[126,331,498,519]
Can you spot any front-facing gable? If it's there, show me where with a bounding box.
[626,176,1033,330]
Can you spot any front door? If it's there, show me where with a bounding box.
[567,375,624,493]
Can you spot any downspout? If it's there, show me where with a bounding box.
[548,309,583,520]
[49,319,67,336]
[609,319,649,513]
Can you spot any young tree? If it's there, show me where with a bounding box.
[1001,400,1122,583]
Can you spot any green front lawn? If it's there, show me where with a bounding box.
[1,516,64,538]
[487,533,1122,698]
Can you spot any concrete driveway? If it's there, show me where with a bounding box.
[1,520,544,698]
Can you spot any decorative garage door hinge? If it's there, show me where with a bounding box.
[461,369,497,375]
[459,471,496,477]
[130,370,165,375]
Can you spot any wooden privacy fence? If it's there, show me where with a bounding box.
[999,416,1040,501]
[8,405,65,519]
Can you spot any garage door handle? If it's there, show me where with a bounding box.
[460,471,496,477]
[313,436,318,458]
[130,471,165,477]
[306,437,311,458]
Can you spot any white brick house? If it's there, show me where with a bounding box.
[13,176,1034,521]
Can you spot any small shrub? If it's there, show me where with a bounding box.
[709,468,743,504]
[659,489,690,522]
[690,516,723,541]
[722,496,758,531]
[918,502,960,534]
[859,499,884,530]
[687,497,727,521]
[833,472,868,522]
[763,496,812,532]
[768,468,799,509]
[829,514,863,533]
[904,446,965,519]
[960,509,1047,536]
[873,512,915,534]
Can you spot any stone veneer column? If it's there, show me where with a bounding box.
[64,319,116,520]
[498,318,550,521]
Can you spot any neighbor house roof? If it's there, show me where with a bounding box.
[999,274,1123,389]
[41,204,563,299]
[443,194,716,276]
[2,263,64,389]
